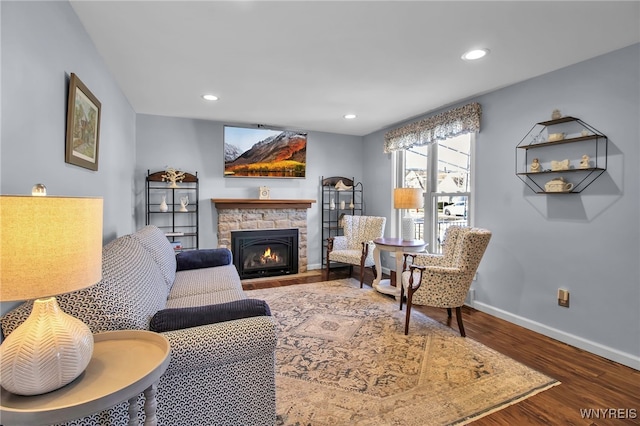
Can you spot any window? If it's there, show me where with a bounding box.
[396,133,473,253]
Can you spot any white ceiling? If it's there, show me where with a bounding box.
[70,1,640,136]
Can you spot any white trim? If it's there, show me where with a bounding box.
[468,132,477,227]
[474,301,640,370]
[392,150,404,238]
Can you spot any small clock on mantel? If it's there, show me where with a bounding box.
[259,186,270,200]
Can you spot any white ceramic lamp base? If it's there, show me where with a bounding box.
[0,297,94,395]
[401,216,415,241]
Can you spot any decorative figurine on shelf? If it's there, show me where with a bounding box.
[159,195,169,212]
[349,198,355,209]
[179,195,189,212]
[581,129,590,137]
[579,154,591,169]
[530,158,541,173]
[545,177,574,192]
[162,167,186,188]
[551,159,570,171]
[340,200,345,210]
[334,180,353,191]
[551,109,562,120]
[330,198,336,210]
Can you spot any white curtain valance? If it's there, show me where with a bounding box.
[384,102,481,153]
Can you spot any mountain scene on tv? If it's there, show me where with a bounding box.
[224,129,307,178]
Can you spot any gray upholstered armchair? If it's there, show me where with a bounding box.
[400,226,492,336]
[326,215,386,288]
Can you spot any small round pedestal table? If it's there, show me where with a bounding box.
[372,237,427,299]
[1,330,171,426]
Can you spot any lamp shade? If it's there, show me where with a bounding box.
[0,195,103,301]
[0,195,103,395]
[394,188,422,210]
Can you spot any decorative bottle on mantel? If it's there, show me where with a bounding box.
[159,195,169,212]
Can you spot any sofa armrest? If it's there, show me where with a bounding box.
[176,248,232,271]
[160,315,277,376]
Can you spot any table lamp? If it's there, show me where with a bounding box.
[394,188,422,241]
[0,191,103,396]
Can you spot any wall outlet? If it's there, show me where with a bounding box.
[558,289,570,308]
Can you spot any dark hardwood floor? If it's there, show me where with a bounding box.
[243,268,640,425]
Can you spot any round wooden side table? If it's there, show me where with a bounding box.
[1,330,171,426]
[372,237,427,298]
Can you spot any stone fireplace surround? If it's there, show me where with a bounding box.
[211,199,315,275]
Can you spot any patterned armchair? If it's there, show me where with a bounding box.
[399,227,491,336]
[326,215,386,288]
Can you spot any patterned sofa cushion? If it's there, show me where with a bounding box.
[165,288,247,310]
[168,264,243,300]
[149,299,271,332]
[1,235,168,337]
[131,225,177,292]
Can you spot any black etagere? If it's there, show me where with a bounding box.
[146,170,199,251]
[320,176,364,268]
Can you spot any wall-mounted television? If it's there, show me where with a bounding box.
[223,125,307,178]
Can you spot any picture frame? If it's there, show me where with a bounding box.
[65,73,101,171]
[223,125,307,178]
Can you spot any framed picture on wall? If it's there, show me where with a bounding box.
[65,73,101,171]
[223,125,307,178]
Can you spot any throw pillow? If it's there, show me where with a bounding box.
[175,248,232,271]
[149,299,271,333]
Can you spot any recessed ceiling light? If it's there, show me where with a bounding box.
[461,48,490,61]
[344,114,357,120]
[202,94,219,101]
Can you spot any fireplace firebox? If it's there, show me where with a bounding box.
[231,229,299,279]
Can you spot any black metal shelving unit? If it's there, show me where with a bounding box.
[320,176,364,268]
[146,170,199,251]
[515,116,608,194]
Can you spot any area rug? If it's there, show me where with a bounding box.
[247,278,559,426]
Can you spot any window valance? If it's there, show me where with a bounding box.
[384,102,481,153]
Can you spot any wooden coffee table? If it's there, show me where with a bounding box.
[1,330,171,426]
[372,237,427,298]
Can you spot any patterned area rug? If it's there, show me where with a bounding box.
[247,279,559,426]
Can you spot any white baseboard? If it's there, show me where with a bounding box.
[473,301,640,371]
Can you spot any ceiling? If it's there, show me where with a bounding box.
[69,1,640,137]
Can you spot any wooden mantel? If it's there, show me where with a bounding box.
[211,198,316,210]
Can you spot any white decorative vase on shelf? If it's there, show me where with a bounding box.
[180,196,189,212]
[340,200,345,210]
[330,198,335,210]
[159,195,168,212]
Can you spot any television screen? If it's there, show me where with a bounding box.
[223,126,307,178]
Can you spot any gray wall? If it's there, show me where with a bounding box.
[1,1,136,239]
[134,114,364,267]
[363,44,640,369]
[1,1,136,313]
